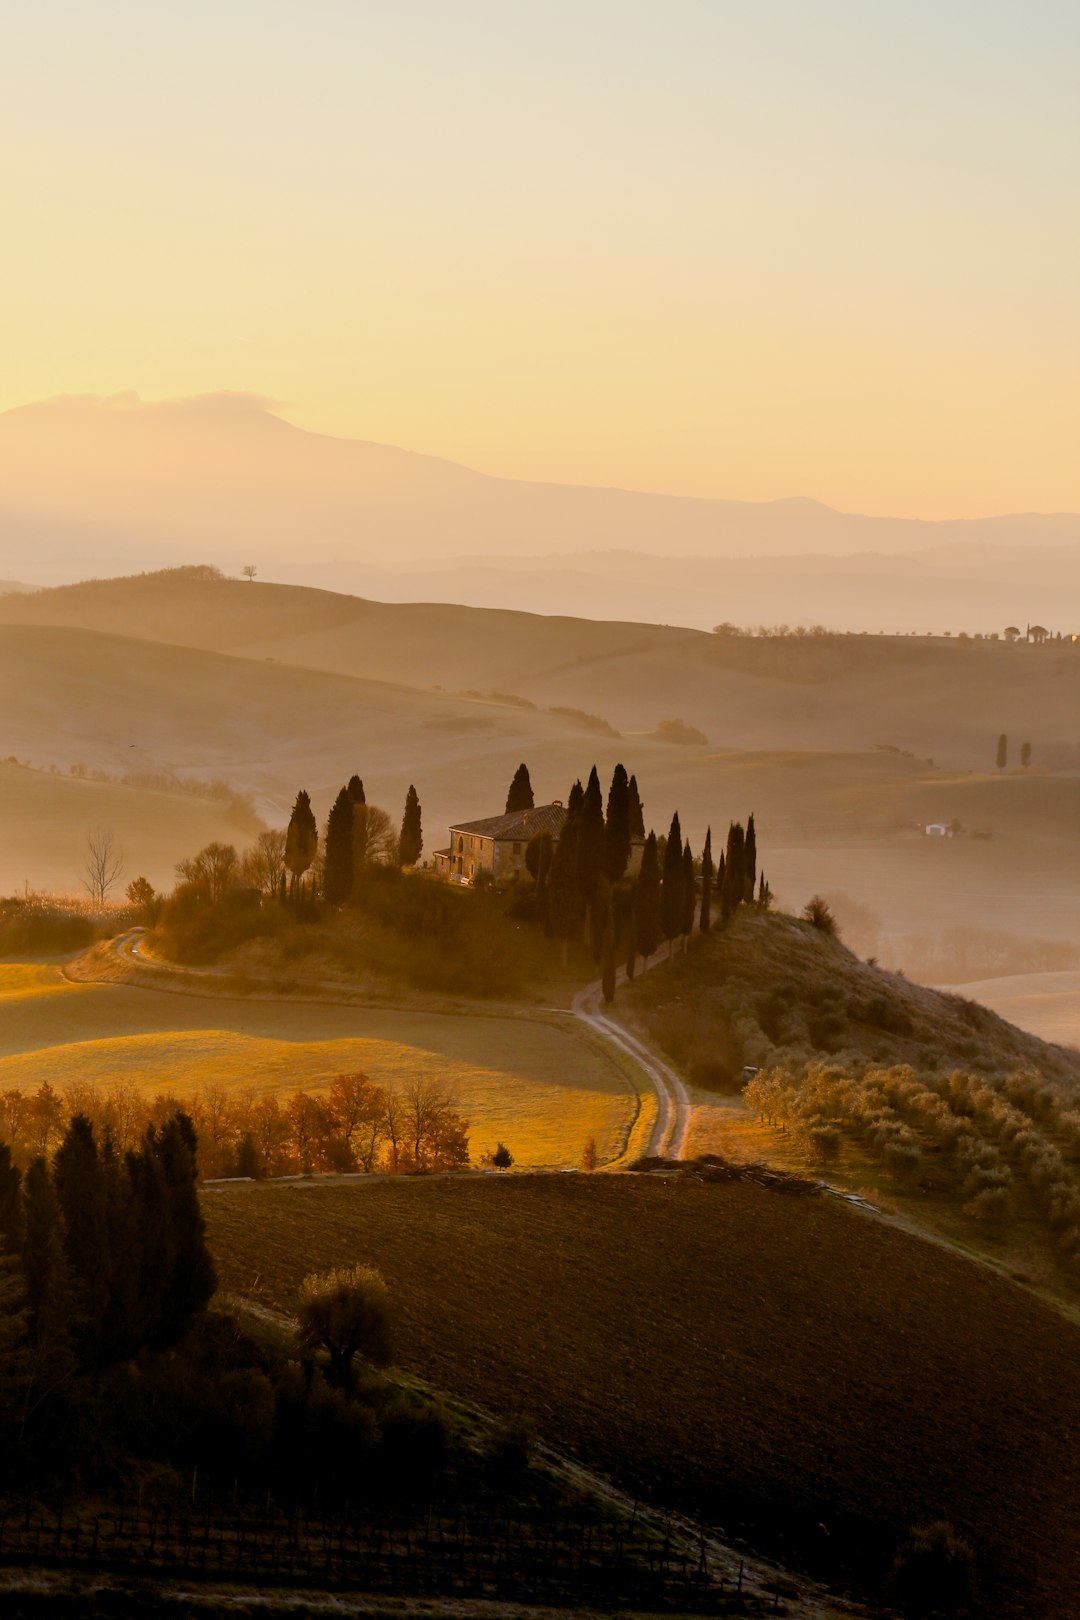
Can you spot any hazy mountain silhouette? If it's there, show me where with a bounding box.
[2,394,1077,604]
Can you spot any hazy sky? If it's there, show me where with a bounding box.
[3,1,1077,517]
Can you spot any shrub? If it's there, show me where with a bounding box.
[802,896,838,936]
[886,1519,977,1616]
[491,1142,514,1169]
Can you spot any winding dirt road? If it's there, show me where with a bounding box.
[89,929,696,1163]
[571,950,693,1159]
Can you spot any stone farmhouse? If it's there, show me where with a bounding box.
[434,802,567,883]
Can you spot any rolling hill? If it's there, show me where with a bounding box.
[5,576,1080,967]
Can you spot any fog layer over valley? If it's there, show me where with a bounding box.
[4,568,1080,1021]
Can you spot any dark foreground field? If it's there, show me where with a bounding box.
[205,1174,1080,1618]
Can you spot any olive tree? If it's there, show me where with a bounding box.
[296,1264,391,1388]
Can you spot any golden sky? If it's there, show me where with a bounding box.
[3,2,1077,518]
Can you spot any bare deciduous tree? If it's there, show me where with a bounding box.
[241,564,257,583]
[241,828,287,896]
[83,827,124,903]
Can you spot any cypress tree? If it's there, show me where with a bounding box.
[323,786,355,905]
[399,784,423,867]
[996,733,1008,769]
[21,1158,73,1378]
[285,789,318,901]
[628,774,645,839]
[579,767,606,896]
[758,870,772,910]
[744,813,757,903]
[101,1132,140,1363]
[604,764,632,882]
[0,1239,31,1440]
[681,841,695,941]
[526,831,554,932]
[700,827,713,935]
[53,1115,111,1365]
[723,821,745,919]
[589,880,610,964]
[717,850,728,922]
[0,1145,23,1255]
[347,776,366,804]
[601,914,617,1004]
[566,778,585,820]
[155,1113,217,1345]
[634,833,661,961]
[547,815,584,965]
[505,763,535,813]
[661,812,684,953]
[127,1131,170,1348]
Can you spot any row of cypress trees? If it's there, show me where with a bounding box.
[287,776,424,906]
[516,761,764,1000]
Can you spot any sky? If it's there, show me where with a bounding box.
[2,0,1077,518]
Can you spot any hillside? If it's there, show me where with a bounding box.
[6,569,1080,773]
[0,760,262,896]
[6,585,1080,976]
[205,1173,1080,1618]
[624,910,1080,1300]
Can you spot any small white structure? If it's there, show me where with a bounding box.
[924,823,951,837]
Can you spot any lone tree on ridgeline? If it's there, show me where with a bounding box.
[323,786,355,905]
[996,733,1008,770]
[399,784,423,867]
[505,763,534,814]
[1021,741,1032,769]
[285,790,319,901]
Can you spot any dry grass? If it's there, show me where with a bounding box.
[0,961,639,1169]
[203,1173,1080,1619]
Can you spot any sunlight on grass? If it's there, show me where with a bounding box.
[0,1027,635,1170]
[0,962,81,998]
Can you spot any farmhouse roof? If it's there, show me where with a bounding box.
[450,803,567,840]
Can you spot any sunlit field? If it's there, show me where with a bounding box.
[0,961,641,1169]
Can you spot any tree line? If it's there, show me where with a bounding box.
[0,1074,469,1180]
[507,760,767,1003]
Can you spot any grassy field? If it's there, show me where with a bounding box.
[203,1173,1080,1618]
[0,961,639,1169]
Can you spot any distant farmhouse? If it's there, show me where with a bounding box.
[434,802,567,883]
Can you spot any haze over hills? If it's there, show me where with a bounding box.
[6,571,1080,976]
[2,394,1078,631]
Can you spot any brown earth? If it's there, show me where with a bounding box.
[204,1173,1080,1619]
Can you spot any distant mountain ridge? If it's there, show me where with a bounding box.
[1,393,1076,596]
